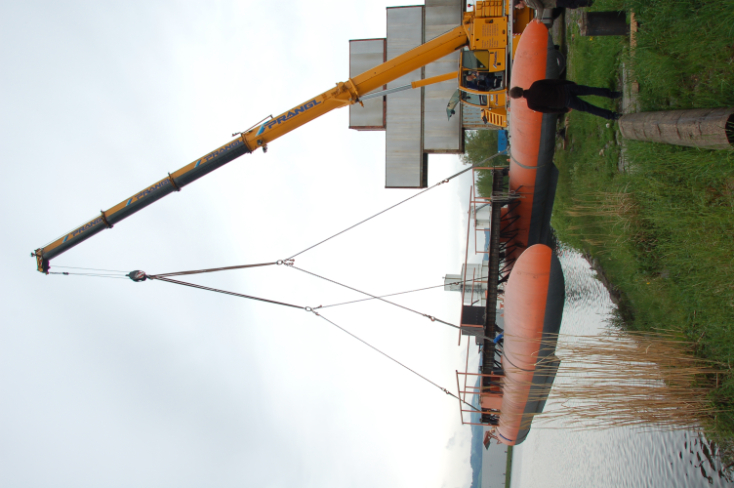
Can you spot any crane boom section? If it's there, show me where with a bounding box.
[240,25,468,150]
[34,139,250,272]
[33,25,469,273]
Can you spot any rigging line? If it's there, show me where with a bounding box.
[149,276,305,310]
[318,277,488,309]
[284,151,507,261]
[289,264,460,330]
[48,272,129,279]
[141,278,477,412]
[150,260,285,278]
[494,345,535,373]
[145,268,499,344]
[291,266,501,344]
[52,266,129,273]
[310,309,481,412]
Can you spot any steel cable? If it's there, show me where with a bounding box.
[317,277,489,309]
[289,264,460,330]
[150,276,305,309]
[310,309,480,412]
[146,275,480,411]
[285,151,507,261]
[48,272,129,279]
[150,260,284,278]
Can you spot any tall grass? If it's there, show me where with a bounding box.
[623,0,734,110]
[550,0,734,436]
[505,332,730,432]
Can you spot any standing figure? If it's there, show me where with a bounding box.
[509,79,622,120]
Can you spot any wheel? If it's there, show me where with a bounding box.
[553,50,566,75]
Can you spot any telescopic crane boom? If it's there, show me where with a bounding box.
[33,2,526,273]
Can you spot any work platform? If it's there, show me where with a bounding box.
[450,165,522,427]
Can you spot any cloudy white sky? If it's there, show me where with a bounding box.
[0,2,482,487]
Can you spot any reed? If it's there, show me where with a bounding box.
[565,192,637,218]
[498,332,729,431]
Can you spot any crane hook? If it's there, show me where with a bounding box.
[127,270,148,282]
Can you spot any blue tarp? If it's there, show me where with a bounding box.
[497,129,508,153]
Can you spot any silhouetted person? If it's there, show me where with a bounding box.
[509,80,621,120]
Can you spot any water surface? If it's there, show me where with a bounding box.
[511,247,734,488]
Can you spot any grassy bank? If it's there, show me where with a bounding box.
[504,446,513,488]
[551,0,734,434]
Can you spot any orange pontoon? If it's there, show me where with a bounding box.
[497,244,564,445]
[506,20,563,265]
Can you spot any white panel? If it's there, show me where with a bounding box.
[349,39,386,130]
[385,6,424,188]
[424,0,464,153]
[386,89,424,187]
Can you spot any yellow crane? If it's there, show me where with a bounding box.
[33,1,533,273]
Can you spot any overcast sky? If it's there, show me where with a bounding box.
[0,2,483,487]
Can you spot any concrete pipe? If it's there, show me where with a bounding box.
[618,108,734,150]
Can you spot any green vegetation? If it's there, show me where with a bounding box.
[622,0,734,112]
[504,446,513,488]
[463,130,500,167]
[462,130,509,197]
[552,0,734,435]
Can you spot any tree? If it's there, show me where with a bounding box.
[461,130,507,197]
[461,130,499,166]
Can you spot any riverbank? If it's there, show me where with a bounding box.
[504,446,513,488]
[550,0,734,437]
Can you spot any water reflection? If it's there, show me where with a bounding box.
[510,246,734,488]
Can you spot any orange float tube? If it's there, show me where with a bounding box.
[496,244,564,445]
[506,20,562,265]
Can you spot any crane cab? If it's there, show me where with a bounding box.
[458,0,533,128]
[459,49,508,127]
